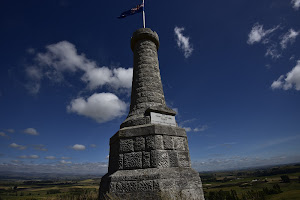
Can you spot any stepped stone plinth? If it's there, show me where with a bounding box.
[99,28,205,200]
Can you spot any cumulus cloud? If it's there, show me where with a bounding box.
[60,160,72,164]
[67,93,127,123]
[18,155,39,159]
[23,128,39,135]
[25,66,43,95]
[247,23,279,45]
[82,67,133,90]
[194,125,209,132]
[280,29,299,49]
[174,27,193,58]
[26,41,132,94]
[292,0,300,10]
[45,156,56,160]
[61,156,71,160]
[271,61,300,90]
[10,143,27,150]
[33,144,47,151]
[0,132,7,137]
[183,127,192,132]
[90,144,97,148]
[71,144,86,151]
[5,129,15,133]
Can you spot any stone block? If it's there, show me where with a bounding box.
[120,139,134,153]
[163,135,174,149]
[151,150,169,168]
[116,181,138,192]
[177,152,191,167]
[146,135,163,150]
[124,152,143,169]
[161,179,175,190]
[134,137,145,151]
[143,151,151,168]
[137,180,153,191]
[168,151,178,167]
[173,137,185,151]
[118,154,123,170]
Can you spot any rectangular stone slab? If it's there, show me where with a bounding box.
[150,112,176,127]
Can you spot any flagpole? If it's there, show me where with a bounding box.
[143,0,146,28]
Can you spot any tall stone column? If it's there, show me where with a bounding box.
[99,28,205,200]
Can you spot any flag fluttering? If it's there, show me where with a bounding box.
[118,3,144,19]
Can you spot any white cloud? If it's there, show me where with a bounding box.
[81,67,133,90]
[247,23,279,45]
[23,128,39,135]
[45,156,56,160]
[60,160,72,164]
[61,156,71,160]
[271,61,300,90]
[5,129,15,133]
[71,144,86,151]
[10,143,27,150]
[33,144,47,151]
[26,66,43,81]
[67,93,127,123]
[27,41,132,93]
[280,29,299,49]
[194,125,208,132]
[292,0,300,10]
[265,43,281,59]
[174,27,193,58]
[183,127,192,132]
[19,155,39,159]
[90,144,97,148]
[0,132,7,137]
[25,66,43,95]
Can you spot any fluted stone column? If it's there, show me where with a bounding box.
[99,28,205,200]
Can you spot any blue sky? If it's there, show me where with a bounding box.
[0,0,300,174]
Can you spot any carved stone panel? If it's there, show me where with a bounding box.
[124,152,143,169]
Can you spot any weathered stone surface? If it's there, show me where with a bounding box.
[99,28,204,200]
[168,151,179,167]
[120,139,134,153]
[177,151,191,168]
[124,152,143,169]
[134,137,145,151]
[142,151,151,168]
[100,168,204,200]
[163,135,174,149]
[138,180,153,191]
[174,137,186,151]
[120,28,176,129]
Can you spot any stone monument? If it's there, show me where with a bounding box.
[99,28,205,200]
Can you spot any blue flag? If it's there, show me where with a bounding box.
[118,3,144,19]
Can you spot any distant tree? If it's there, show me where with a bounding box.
[280,175,290,183]
[13,185,18,196]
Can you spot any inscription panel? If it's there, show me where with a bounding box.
[150,112,176,127]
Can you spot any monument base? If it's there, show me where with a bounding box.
[99,168,204,200]
[99,124,205,200]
